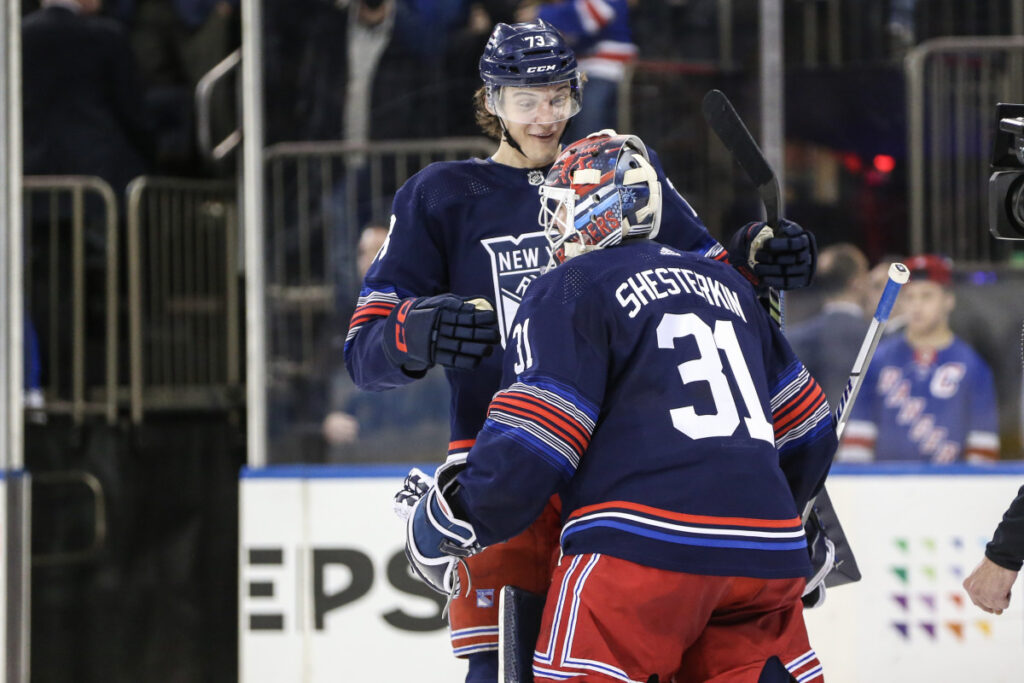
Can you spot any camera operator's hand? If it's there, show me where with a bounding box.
[382,295,499,374]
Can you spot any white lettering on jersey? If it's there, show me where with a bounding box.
[376,214,396,263]
[482,231,551,348]
[930,362,966,398]
[615,267,745,322]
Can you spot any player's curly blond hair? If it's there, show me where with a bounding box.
[473,86,502,140]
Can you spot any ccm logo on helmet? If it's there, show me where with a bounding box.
[526,65,557,73]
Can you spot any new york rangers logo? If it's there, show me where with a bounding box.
[481,231,550,347]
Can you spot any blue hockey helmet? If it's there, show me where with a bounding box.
[479,20,582,125]
[539,131,662,266]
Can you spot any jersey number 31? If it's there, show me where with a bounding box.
[657,313,774,444]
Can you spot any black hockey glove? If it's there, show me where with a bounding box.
[382,294,500,374]
[727,219,817,290]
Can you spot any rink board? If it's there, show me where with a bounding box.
[239,464,1024,683]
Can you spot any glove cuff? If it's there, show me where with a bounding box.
[382,298,434,374]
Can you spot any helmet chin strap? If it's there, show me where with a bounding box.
[498,115,578,167]
[498,118,527,159]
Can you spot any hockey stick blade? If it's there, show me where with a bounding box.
[702,89,781,228]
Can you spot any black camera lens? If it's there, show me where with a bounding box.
[1011,177,1024,230]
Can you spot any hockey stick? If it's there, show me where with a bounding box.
[701,89,783,326]
[832,262,910,440]
[802,261,909,526]
[799,262,909,595]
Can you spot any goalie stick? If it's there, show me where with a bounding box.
[701,89,783,326]
[802,261,909,522]
[832,262,910,441]
[802,262,909,595]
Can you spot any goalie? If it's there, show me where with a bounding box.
[397,134,836,682]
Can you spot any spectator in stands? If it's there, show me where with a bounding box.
[323,224,449,462]
[114,0,238,90]
[369,0,473,139]
[788,243,870,407]
[23,0,154,196]
[518,0,636,139]
[837,254,1000,463]
[345,0,395,147]
[112,0,239,173]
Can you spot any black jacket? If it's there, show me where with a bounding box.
[22,5,154,194]
[987,484,1024,571]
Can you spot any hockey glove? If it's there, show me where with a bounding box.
[405,481,480,596]
[727,219,817,290]
[382,295,500,374]
[394,467,434,521]
[393,454,467,521]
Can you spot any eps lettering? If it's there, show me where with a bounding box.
[525,64,557,73]
[243,545,446,633]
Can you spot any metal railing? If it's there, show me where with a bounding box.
[23,176,118,425]
[196,48,241,163]
[906,36,1024,260]
[262,138,495,384]
[126,177,241,424]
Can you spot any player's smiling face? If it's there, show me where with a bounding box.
[492,84,573,167]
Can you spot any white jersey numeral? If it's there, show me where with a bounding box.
[375,214,396,263]
[656,313,774,443]
[511,318,534,374]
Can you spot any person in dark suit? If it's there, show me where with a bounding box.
[788,242,871,407]
[22,0,154,196]
[23,0,155,393]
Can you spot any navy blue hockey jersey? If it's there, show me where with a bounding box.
[453,241,837,579]
[345,153,724,459]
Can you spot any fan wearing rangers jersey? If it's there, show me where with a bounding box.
[521,0,636,139]
[838,254,999,464]
[349,20,817,683]
[400,134,836,682]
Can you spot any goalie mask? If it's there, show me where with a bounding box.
[539,133,662,266]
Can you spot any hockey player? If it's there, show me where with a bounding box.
[400,133,836,682]
[346,19,817,682]
[837,254,999,464]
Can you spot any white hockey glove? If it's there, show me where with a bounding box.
[405,482,481,596]
[394,467,434,521]
[393,454,468,521]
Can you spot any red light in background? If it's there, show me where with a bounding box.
[873,154,896,173]
[841,153,862,174]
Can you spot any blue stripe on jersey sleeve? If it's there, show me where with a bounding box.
[480,420,577,479]
[520,374,600,422]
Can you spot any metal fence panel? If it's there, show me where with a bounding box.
[126,177,240,424]
[262,137,494,462]
[23,176,118,424]
[907,36,1024,261]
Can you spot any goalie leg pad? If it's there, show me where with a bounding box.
[499,586,546,683]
